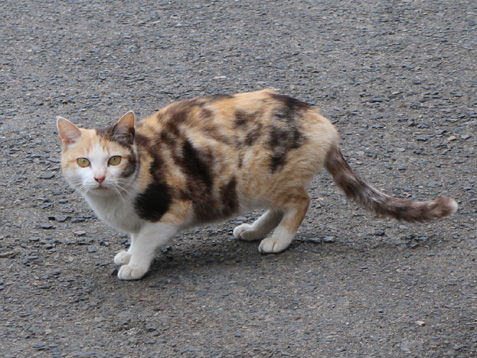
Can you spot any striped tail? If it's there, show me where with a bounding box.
[324,145,458,222]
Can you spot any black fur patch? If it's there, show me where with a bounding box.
[234,110,249,128]
[133,132,172,221]
[134,155,172,222]
[134,182,171,222]
[234,110,263,147]
[193,177,238,223]
[220,177,238,217]
[268,93,311,112]
[244,127,262,146]
[180,140,213,189]
[267,94,306,172]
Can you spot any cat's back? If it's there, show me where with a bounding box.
[136,89,332,141]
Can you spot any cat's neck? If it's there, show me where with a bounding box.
[84,189,142,234]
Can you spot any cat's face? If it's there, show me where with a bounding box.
[57,112,138,196]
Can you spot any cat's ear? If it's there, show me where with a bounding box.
[57,116,82,147]
[112,111,136,145]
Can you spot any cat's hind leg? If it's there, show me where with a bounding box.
[259,189,310,254]
[116,222,178,280]
[233,209,283,241]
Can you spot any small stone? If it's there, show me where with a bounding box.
[39,174,55,180]
[448,135,456,141]
[308,238,321,245]
[416,320,426,326]
[87,245,98,253]
[146,325,157,332]
[40,224,55,230]
[161,246,172,253]
[370,98,384,103]
[55,216,69,222]
[323,236,335,243]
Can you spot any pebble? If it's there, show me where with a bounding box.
[39,174,55,180]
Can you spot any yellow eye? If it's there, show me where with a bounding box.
[77,158,90,167]
[108,156,122,166]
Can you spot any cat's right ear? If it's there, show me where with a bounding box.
[57,117,82,147]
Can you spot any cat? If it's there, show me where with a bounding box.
[56,89,458,280]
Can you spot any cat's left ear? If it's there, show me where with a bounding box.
[113,111,136,146]
[57,116,82,147]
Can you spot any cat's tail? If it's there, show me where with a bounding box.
[324,144,458,222]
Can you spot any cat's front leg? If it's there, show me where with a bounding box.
[116,222,178,280]
[114,249,132,265]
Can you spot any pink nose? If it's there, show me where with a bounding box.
[94,176,106,184]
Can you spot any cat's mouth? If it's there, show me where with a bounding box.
[85,183,110,193]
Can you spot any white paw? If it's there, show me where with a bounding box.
[233,224,261,241]
[117,264,148,280]
[114,250,131,265]
[259,238,290,254]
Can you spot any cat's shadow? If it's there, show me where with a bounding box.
[137,237,311,283]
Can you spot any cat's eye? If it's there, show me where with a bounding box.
[77,158,90,167]
[108,156,122,166]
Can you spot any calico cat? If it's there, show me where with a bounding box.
[57,89,458,280]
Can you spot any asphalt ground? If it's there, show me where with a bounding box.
[1,1,476,357]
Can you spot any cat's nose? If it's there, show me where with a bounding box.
[94,176,106,184]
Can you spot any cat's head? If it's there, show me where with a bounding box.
[56,112,138,196]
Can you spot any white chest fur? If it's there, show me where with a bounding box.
[84,192,142,234]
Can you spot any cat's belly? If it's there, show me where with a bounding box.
[85,194,142,234]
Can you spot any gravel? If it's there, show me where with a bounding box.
[1,0,476,357]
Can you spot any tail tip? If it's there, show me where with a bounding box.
[436,196,458,218]
[447,197,458,216]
